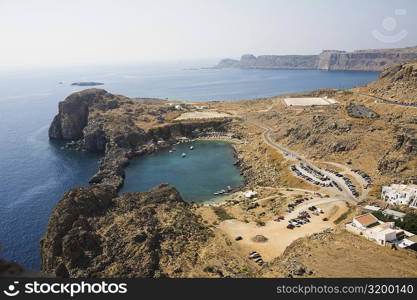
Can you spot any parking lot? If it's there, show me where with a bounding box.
[325,168,359,197]
[218,198,348,262]
[291,164,333,188]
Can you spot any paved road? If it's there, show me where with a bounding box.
[323,161,369,200]
[245,117,358,203]
[352,91,417,109]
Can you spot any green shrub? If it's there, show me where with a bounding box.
[212,207,234,221]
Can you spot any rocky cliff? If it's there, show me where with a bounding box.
[49,89,232,191]
[40,184,214,277]
[43,90,257,278]
[216,46,417,71]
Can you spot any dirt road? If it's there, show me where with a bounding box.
[218,198,347,261]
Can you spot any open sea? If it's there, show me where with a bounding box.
[0,61,378,270]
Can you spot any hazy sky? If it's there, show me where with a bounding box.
[1,0,417,67]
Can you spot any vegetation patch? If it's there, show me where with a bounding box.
[212,206,235,221]
[372,211,417,234]
[346,103,379,119]
[334,206,354,224]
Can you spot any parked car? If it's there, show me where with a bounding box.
[287,224,295,229]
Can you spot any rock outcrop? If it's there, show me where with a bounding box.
[40,184,213,278]
[48,89,233,191]
[377,130,417,183]
[367,59,417,102]
[346,104,379,119]
[216,46,417,71]
[49,89,109,140]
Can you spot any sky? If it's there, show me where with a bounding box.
[0,0,417,67]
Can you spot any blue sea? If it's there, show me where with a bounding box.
[0,61,378,270]
[121,141,244,203]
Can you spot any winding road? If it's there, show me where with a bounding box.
[352,91,417,109]
[244,116,359,203]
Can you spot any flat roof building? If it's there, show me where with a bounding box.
[363,205,381,213]
[383,209,406,221]
[382,184,417,208]
[283,97,338,107]
[352,213,380,230]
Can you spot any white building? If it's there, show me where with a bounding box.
[346,213,415,248]
[351,213,379,230]
[363,205,381,213]
[381,184,417,208]
[364,222,398,245]
[244,190,257,199]
[382,209,406,221]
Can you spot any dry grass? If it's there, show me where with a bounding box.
[286,231,417,277]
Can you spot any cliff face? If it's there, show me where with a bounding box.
[216,46,417,71]
[40,184,213,278]
[42,90,254,278]
[218,54,318,70]
[48,89,233,191]
[49,89,108,140]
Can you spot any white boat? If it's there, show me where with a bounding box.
[189,146,194,150]
[169,150,173,153]
[213,189,226,195]
[182,153,186,157]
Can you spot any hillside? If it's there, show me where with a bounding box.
[365,59,417,102]
[40,66,417,278]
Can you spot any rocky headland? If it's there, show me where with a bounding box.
[43,88,258,277]
[216,46,417,71]
[41,60,417,278]
[48,89,235,191]
[41,184,214,277]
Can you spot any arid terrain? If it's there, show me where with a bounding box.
[37,59,417,278]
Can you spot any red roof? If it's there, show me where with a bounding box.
[354,213,379,226]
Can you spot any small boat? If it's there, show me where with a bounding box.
[182,153,186,158]
[213,189,226,195]
[169,150,173,153]
[189,146,194,150]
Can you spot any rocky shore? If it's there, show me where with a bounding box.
[41,184,215,277]
[48,89,235,192]
[39,59,417,278]
[43,89,259,277]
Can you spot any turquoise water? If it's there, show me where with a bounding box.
[0,62,378,270]
[121,141,244,203]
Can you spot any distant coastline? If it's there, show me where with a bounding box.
[216,46,417,72]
